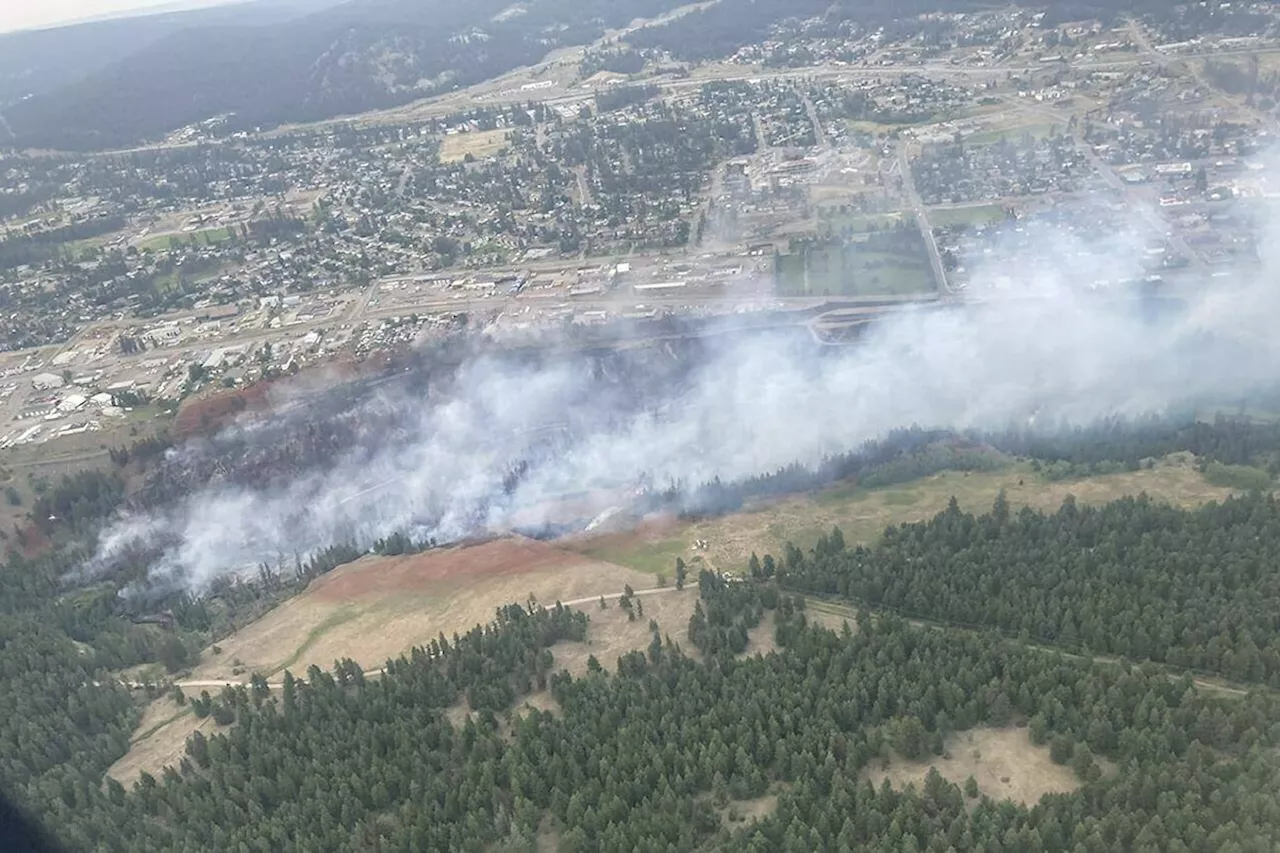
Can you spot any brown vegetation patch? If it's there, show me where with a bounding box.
[445,698,476,729]
[738,612,778,659]
[172,382,272,440]
[188,538,654,682]
[864,727,1079,807]
[9,521,52,559]
[535,816,559,852]
[516,690,563,718]
[804,599,859,634]
[439,129,511,163]
[310,537,596,602]
[172,358,370,440]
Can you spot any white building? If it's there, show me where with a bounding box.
[57,394,88,413]
[31,373,65,391]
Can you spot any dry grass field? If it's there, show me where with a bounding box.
[864,727,1081,807]
[190,538,655,682]
[107,699,214,786]
[438,129,511,163]
[566,455,1232,576]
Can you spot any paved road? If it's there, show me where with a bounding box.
[896,140,950,294]
[802,94,828,150]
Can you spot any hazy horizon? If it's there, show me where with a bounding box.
[0,0,243,34]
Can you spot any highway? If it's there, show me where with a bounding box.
[896,139,951,294]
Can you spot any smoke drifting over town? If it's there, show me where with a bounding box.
[91,208,1280,592]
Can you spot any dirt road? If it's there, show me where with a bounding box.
[129,585,685,691]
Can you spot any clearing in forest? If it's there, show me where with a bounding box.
[106,698,214,786]
[459,587,703,726]
[565,454,1232,576]
[863,727,1079,807]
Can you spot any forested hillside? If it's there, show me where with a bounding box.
[668,414,1280,518]
[4,0,691,150]
[4,415,1280,850]
[0,0,340,109]
[17,581,1280,852]
[626,0,1201,61]
[779,492,1280,684]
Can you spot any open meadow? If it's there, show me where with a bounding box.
[565,454,1234,575]
[438,129,511,163]
[864,727,1087,807]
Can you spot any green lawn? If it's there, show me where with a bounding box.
[928,204,1007,228]
[775,242,935,297]
[140,227,233,253]
[964,123,1063,147]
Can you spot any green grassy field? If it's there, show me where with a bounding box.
[267,606,360,677]
[151,260,234,294]
[775,240,935,297]
[64,234,124,258]
[843,249,934,294]
[140,227,233,253]
[573,535,690,577]
[929,203,1007,228]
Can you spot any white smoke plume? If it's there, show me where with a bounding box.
[91,190,1280,592]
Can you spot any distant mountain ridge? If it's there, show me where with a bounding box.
[2,0,689,151]
[0,0,1165,152]
[0,0,341,110]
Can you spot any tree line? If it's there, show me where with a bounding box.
[779,490,1280,685]
[658,413,1280,520]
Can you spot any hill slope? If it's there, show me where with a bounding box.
[0,0,340,110]
[3,0,689,150]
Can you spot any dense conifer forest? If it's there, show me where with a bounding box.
[779,491,1280,684]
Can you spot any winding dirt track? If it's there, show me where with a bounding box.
[127,586,682,691]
